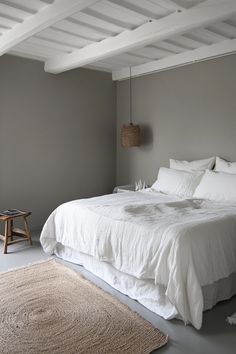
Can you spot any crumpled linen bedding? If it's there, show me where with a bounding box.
[40,190,236,329]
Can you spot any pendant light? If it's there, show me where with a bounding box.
[121,67,141,147]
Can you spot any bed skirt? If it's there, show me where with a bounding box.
[55,243,236,324]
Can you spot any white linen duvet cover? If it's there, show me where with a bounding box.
[40,190,236,329]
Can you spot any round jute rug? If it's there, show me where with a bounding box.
[0,259,168,354]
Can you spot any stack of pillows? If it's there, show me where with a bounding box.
[152,156,236,202]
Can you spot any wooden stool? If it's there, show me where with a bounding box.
[0,212,32,254]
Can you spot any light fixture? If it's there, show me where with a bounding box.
[121,67,141,147]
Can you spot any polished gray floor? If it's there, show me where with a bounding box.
[0,237,235,354]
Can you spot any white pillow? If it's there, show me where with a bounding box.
[193,170,236,202]
[152,167,204,198]
[215,156,236,174]
[169,157,215,171]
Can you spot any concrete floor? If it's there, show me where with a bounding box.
[0,237,236,354]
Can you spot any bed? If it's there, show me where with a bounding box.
[40,187,236,330]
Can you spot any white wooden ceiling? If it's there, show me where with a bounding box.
[1,0,236,80]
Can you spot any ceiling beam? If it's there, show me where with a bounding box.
[45,0,236,73]
[112,38,236,80]
[0,0,100,55]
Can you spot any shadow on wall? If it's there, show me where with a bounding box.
[140,124,154,151]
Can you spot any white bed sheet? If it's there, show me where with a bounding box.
[40,190,236,329]
[55,243,178,320]
[55,244,236,322]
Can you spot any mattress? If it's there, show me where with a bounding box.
[40,190,236,329]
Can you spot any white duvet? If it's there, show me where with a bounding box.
[40,190,236,329]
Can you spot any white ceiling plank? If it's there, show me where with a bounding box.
[0,0,101,55]
[70,11,127,34]
[147,45,174,57]
[94,60,123,69]
[2,0,47,13]
[112,38,236,80]
[27,37,75,53]
[131,45,172,59]
[100,55,123,66]
[88,61,113,69]
[208,21,236,39]
[115,53,149,65]
[0,3,32,20]
[95,53,148,68]
[169,34,206,49]
[0,16,20,28]
[92,57,124,68]
[85,63,112,72]
[131,46,161,59]
[9,50,45,61]
[35,28,93,47]
[45,0,236,73]
[0,24,9,29]
[87,0,149,27]
[167,0,205,9]
[149,0,186,11]
[153,40,186,53]
[14,41,65,57]
[109,0,173,18]
[52,19,107,41]
[35,34,82,50]
[188,28,229,44]
[10,45,49,59]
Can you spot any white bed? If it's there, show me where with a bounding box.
[40,189,236,329]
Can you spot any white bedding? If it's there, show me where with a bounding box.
[40,190,236,329]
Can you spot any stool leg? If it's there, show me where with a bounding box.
[10,220,13,241]
[3,221,9,254]
[23,217,32,246]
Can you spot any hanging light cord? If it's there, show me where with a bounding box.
[129,66,132,125]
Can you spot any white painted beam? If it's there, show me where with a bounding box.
[112,38,236,80]
[45,0,236,73]
[0,0,100,55]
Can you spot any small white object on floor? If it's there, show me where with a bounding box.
[227,312,236,325]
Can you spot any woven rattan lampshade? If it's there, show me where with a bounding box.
[121,67,141,148]
[121,123,141,147]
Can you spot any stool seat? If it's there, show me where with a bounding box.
[0,211,32,254]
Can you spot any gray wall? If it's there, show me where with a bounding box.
[116,54,236,186]
[0,55,116,231]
